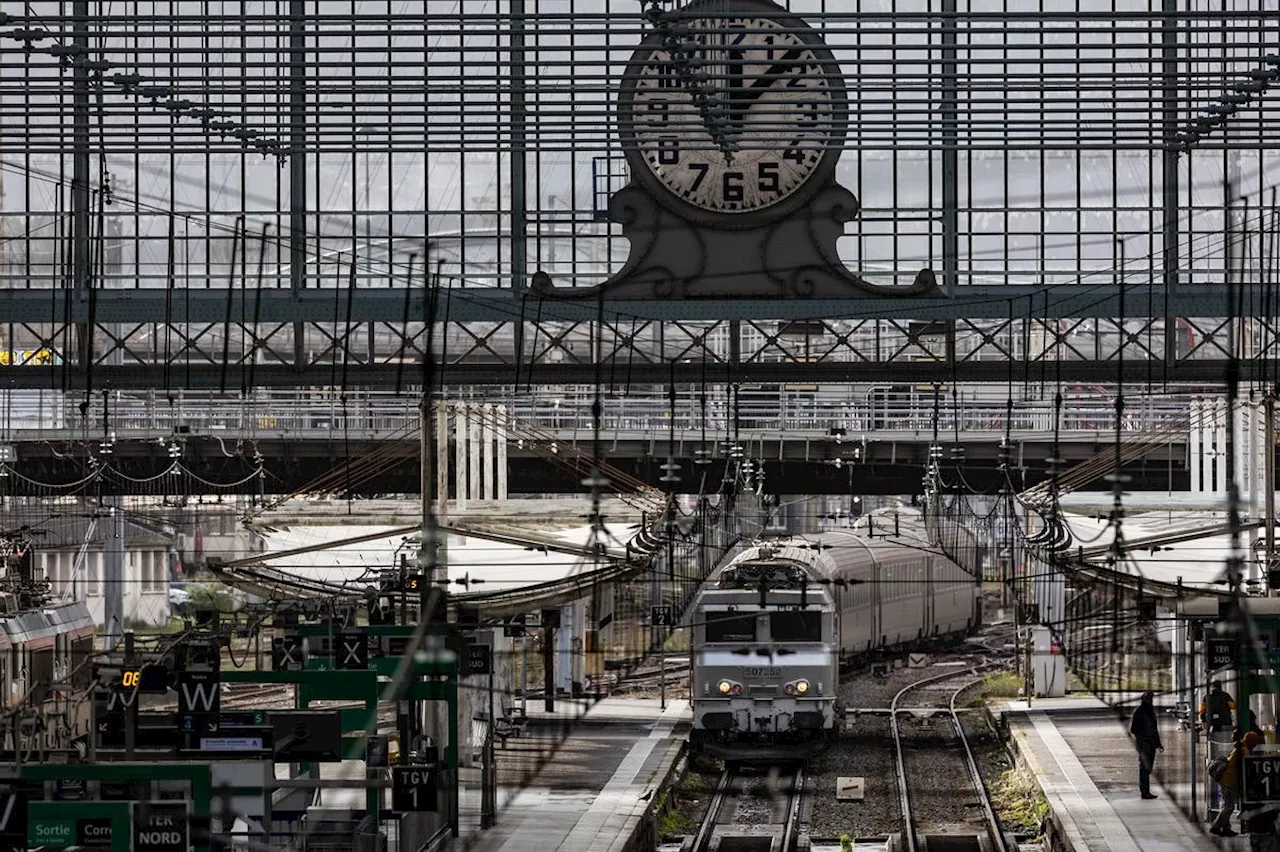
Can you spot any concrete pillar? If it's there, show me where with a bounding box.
[484,404,497,502]
[496,404,508,501]
[1214,398,1228,494]
[572,599,586,693]
[469,406,482,503]
[454,403,468,511]
[556,602,574,696]
[593,581,615,646]
[437,400,449,510]
[1190,398,1203,494]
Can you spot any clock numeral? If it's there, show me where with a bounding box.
[654,63,680,89]
[758,162,780,193]
[723,171,745,203]
[657,137,679,165]
[687,162,709,192]
[763,35,776,61]
[798,101,823,130]
[783,143,805,164]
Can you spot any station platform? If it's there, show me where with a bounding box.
[456,697,691,852]
[1001,697,1247,851]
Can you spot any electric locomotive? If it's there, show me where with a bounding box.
[689,508,981,759]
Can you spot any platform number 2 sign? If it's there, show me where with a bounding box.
[392,767,438,813]
[651,605,674,627]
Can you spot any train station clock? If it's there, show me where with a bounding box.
[619,5,844,225]
[530,0,940,301]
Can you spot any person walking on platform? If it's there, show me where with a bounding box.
[1202,680,1238,740]
[1130,691,1164,800]
[1211,730,1265,837]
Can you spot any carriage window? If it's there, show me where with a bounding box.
[770,612,822,642]
[704,613,757,643]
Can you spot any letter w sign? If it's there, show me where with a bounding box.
[177,671,221,715]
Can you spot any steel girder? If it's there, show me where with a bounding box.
[0,359,1261,389]
[0,284,1265,323]
[0,285,1267,388]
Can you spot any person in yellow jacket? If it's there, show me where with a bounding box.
[1211,730,1264,837]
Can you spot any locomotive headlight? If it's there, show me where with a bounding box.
[795,679,809,695]
[717,680,733,695]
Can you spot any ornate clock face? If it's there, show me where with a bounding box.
[621,13,844,221]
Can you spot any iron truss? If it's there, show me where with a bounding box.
[0,285,1272,388]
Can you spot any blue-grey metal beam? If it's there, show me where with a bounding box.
[0,284,1259,323]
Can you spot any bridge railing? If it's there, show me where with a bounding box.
[0,387,1192,441]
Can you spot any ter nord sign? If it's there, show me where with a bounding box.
[133,803,188,852]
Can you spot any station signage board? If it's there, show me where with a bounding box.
[1206,637,1236,672]
[1244,755,1280,803]
[337,630,369,670]
[271,636,304,671]
[392,766,438,812]
[27,802,130,852]
[132,803,188,852]
[463,643,492,677]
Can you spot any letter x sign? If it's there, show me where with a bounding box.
[271,636,304,672]
[337,631,369,670]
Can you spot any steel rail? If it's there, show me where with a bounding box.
[691,767,733,852]
[948,681,1012,852]
[780,765,807,852]
[889,665,990,852]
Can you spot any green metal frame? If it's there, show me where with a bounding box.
[222,627,460,830]
[1225,624,1280,810]
[20,766,211,852]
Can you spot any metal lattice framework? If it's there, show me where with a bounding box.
[2,1,1279,392]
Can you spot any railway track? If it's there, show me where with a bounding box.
[690,763,806,852]
[890,666,1013,852]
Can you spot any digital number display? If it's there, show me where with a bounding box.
[121,670,140,688]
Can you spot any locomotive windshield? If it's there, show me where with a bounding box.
[703,612,757,643]
[770,611,822,642]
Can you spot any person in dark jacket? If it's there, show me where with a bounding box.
[1130,691,1164,799]
[1202,681,1238,737]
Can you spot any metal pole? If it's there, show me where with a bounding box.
[123,631,135,760]
[104,498,125,652]
[520,631,527,717]
[289,0,307,369]
[1160,0,1180,374]
[1267,395,1276,594]
[543,621,554,714]
[940,0,958,301]
[482,661,495,828]
[71,0,90,365]
[1189,622,1198,819]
